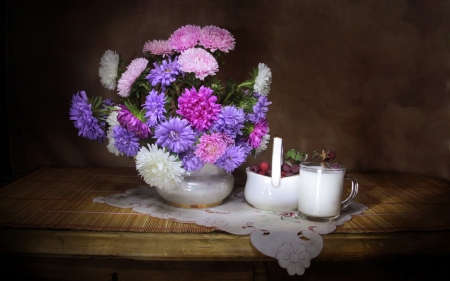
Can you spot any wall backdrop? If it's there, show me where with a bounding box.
[6,0,450,181]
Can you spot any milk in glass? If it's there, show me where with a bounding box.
[298,167,345,219]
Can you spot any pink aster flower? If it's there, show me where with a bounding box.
[195,133,228,163]
[176,86,221,131]
[199,25,236,53]
[178,47,219,80]
[117,58,148,97]
[249,120,269,148]
[168,24,201,52]
[142,39,174,58]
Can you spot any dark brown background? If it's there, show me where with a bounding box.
[4,0,450,182]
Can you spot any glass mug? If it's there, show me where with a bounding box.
[298,162,358,222]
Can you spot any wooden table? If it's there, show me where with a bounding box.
[1,167,449,280]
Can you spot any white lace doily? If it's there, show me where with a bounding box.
[94,186,367,276]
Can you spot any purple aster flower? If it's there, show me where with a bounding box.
[69,91,106,142]
[235,137,253,155]
[143,89,167,127]
[98,99,115,128]
[247,94,271,123]
[215,144,247,173]
[176,86,221,131]
[146,57,183,91]
[180,149,204,172]
[212,105,245,137]
[112,125,140,157]
[154,117,196,154]
[117,105,151,139]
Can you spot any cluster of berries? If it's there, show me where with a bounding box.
[249,161,300,178]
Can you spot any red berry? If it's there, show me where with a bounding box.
[266,169,272,177]
[258,171,266,176]
[259,161,270,172]
[250,164,260,173]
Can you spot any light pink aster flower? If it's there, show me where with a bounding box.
[117,58,148,97]
[142,39,174,58]
[199,25,236,53]
[249,120,269,148]
[168,24,201,52]
[176,86,221,131]
[178,47,219,80]
[195,133,228,163]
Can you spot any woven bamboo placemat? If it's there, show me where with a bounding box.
[1,166,449,234]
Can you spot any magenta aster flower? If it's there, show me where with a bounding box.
[117,105,151,139]
[248,120,269,148]
[142,39,174,57]
[176,86,221,131]
[117,58,148,97]
[168,24,201,52]
[178,47,219,80]
[195,133,228,164]
[199,25,236,53]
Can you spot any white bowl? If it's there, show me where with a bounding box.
[244,168,300,211]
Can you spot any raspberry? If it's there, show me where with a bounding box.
[281,171,287,177]
[258,171,266,176]
[290,164,300,174]
[249,164,260,173]
[282,163,291,172]
[285,172,294,177]
[259,161,270,172]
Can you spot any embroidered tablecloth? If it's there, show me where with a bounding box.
[94,186,367,276]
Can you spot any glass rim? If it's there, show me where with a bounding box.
[300,162,346,172]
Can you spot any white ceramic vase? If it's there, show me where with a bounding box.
[155,164,234,208]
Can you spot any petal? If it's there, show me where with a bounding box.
[292,242,307,254]
[298,251,311,268]
[276,253,290,268]
[295,262,306,275]
[287,262,297,275]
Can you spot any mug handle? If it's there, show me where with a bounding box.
[341,175,358,210]
[271,137,283,187]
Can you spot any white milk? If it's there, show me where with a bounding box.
[298,168,345,218]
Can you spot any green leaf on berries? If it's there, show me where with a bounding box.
[284,149,308,164]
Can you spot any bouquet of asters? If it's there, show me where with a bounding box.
[69,24,272,190]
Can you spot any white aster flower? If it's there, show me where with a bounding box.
[106,108,122,156]
[254,133,270,157]
[254,63,272,96]
[135,144,185,190]
[106,107,121,127]
[99,50,120,90]
[106,128,121,156]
